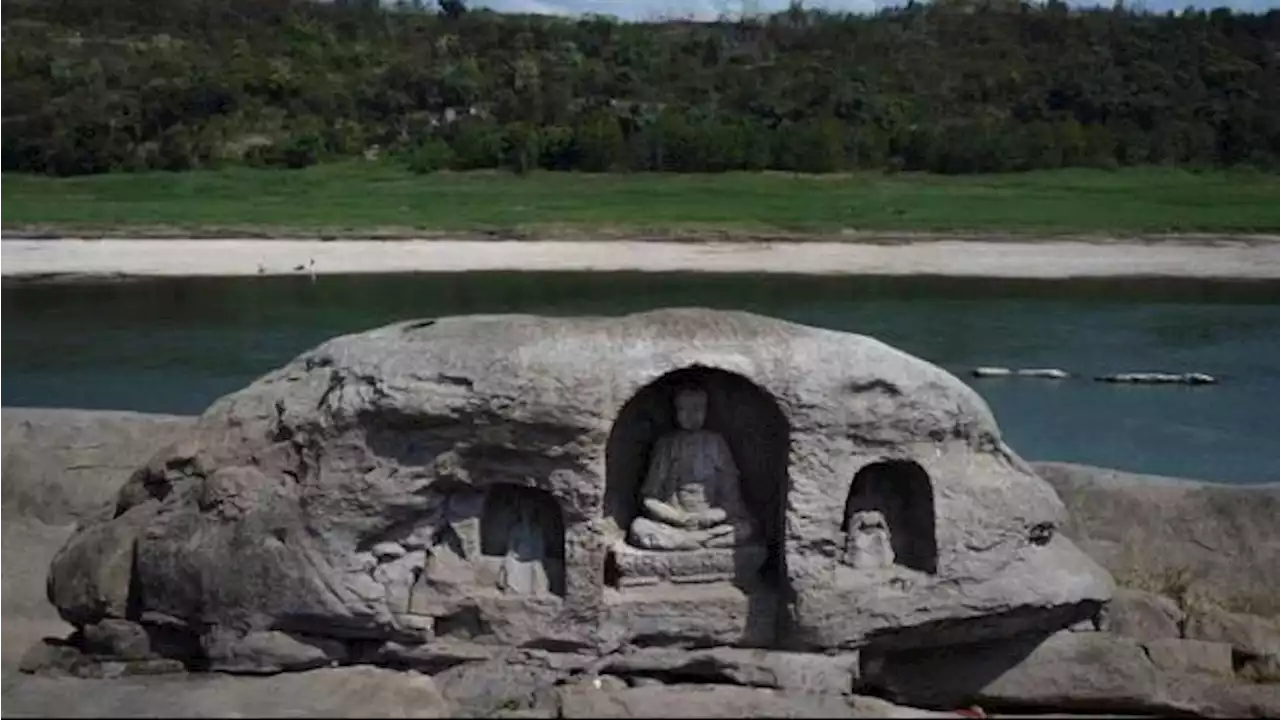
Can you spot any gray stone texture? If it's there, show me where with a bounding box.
[1143,637,1234,677]
[863,629,1280,717]
[1036,461,1280,618]
[2,666,449,718]
[1099,588,1184,643]
[41,310,1111,664]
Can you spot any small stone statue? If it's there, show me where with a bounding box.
[499,504,550,595]
[844,510,896,570]
[421,526,473,588]
[628,387,759,551]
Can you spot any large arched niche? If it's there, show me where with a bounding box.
[604,365,791,583]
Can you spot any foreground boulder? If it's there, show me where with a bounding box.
[1,409,196,667]
[1037,462,1280,619]
[42,309,1110,674]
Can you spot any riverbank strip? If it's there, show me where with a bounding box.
[4,237,1280,280]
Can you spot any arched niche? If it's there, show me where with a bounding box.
[479,484,567,597]
[604,365,791,583]
[842,460,938,575]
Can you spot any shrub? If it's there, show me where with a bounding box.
[405,137,455,174]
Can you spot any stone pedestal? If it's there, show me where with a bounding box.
[610,541,767,588]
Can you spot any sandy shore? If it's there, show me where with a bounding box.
[5,237,1280,279]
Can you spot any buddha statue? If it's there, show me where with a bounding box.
[844,510,896,570]
[499,504,551,595]
[628,387,760,551]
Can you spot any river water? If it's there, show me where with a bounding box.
[3,272,1278,484]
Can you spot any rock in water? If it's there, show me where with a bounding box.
[971,367,1013,378]
[1015,368,1070,379]
[44,308,1111,671]
[1097,372,1217,385]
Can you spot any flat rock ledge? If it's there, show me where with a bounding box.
[17,627,1278,718]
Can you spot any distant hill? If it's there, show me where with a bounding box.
[2,0,1278,175]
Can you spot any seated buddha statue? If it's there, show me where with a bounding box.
[628,387,760,551]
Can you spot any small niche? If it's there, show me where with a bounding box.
[842,460,938,575]
[479,484,567,597]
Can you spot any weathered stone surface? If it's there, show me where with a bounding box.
[1160,673,1280,718]
[558,684,955,719]
[2,666,449,718]
[46,501,157,627]
[81,619,156,660]
[1237,653,1280,684]
[1099,588,1184,643]
[374,639,497,672]
[432,656,563,717]
[1143,638,1234,677]
[202,630,348,674]
[18,638,186,679]
[1035,461,1280,618]
[42,310,1110,669]
[610,543,768,588]
[862,630,1163,711]
[2,517,79,667]
[18,639,92,675]
[1185,606,1280,660]
[601,647,861,694]
[864,628,1280,717]
[1,408,195,526]
[0,409,194,666]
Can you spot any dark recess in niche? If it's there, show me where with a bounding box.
[843,460,938,575]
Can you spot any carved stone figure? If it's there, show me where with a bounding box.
[628,387,760,551]
[844,510,896,570]
[498,504,551,595]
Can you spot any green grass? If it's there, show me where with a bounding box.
[4,164,1279,236]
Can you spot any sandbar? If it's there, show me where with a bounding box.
[4,237,1280,280]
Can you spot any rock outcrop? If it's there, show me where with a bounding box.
[1036,461,1280,618]
[1,409,196,668]
[1,408,194,526]
[41,309,1110,672]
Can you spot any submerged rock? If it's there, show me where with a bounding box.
[41,308,1111,673]
[971,367,1070,379]
[1015,368,1070,379]
[1097,372,1217,385]
[971,367,1013,378]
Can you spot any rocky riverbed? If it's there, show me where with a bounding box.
[2,399,1277,719]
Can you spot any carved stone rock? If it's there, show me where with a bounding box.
[42,308,1111,670]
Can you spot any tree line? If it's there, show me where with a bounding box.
[3,0,1278,176]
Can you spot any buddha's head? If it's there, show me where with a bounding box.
[673,387,708,431]
[852,510,889,534]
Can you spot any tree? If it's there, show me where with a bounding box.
[439,0,467,21]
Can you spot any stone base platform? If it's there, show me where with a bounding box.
[610,542,768,588]
[602,583,780,648]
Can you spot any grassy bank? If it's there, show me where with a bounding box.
[4,165,1280,237]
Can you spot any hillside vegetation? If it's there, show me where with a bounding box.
[3,0,1279,177]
